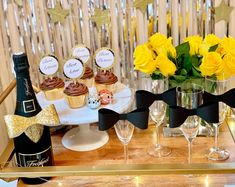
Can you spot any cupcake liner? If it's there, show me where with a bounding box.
[65,94,87,108]
[95,83,117,93]
[44,88,64,101]
[80,77,94,88]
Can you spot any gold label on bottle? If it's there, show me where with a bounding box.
[25,124,44,143]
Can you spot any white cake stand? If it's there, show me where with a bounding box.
[36,83,132,151]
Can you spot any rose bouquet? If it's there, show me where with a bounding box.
[134,33,235,87]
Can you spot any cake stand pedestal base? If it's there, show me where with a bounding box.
[61,124,109,151]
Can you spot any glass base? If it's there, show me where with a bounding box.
[207,147,230,161]
[148,144,171,158]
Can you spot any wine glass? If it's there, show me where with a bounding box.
[114,83,135,164]
[176,83,203,163]
[114,120,134,164]
[205,77,230,161]
[148,78,171,157]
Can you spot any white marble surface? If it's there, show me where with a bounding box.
[36,83,132,125]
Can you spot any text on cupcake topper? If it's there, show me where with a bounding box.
[39,56,59,75]
[72,45,91,64]
[63,58,84,79]
[95,48,115,69]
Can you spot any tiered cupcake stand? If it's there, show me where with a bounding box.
[36,83,132,151]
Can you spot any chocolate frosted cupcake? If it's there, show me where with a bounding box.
[64,82,88,108]
[80,66,94,87]
[40,77,65,100]
[95,70,118,93]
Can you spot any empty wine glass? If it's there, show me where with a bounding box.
[114,120,134,164]
[205,77,230,161]
[148,78,171,157]
[177,83,203,163]
[114,85,135,165]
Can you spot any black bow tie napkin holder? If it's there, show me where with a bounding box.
[98,107,149,131]
[134,88,235,136]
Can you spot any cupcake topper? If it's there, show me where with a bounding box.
[63,58,85,82]
[94,47,115,70]
[72,45,91,64]
[39,55,59,77]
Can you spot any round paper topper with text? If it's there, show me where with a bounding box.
[72,45,91,64]
[39,55,59,75]
[63,58,85,79]
[95,48,115,70]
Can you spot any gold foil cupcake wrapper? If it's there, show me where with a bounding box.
[44,88,64,100]
[65,94,87,108]
[80,78,94,88]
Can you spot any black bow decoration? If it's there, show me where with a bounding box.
[98,108,149,131]
[136,87,176,108]
[203,88,235,107]
[169,102,219,128]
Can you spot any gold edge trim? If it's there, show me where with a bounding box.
[226,114,235,143]
[0,79,16,105]
[0,140,14,167]
[1,163,235,178]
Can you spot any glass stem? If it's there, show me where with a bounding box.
[155,125,160,147]
[188,141,192,164]
[214,124,219,149]
[124,144,128,164]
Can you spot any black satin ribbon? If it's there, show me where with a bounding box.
[169,102,219,128]
[135,87,176,108]
[203,88,235,107]
[98,108,149,131]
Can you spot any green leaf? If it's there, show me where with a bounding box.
[151,70,164,80]
[176,42,190,57]
[209,44,218,52]
[168,79,179,88]
[191,55,201,67]
[180,69,187,76]
[192,67,202,78]
[183,54,192,72]
[172,75,187,82]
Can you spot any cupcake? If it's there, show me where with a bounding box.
[95,70,118,93]
[40,77,65,100]
[80,66,94,87]
[64,82,88,108]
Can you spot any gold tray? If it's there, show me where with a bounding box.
[1,119,235,178]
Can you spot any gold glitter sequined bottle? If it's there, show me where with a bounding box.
[13,53,54,184]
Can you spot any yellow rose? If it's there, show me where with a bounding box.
[217,36,235,56]
[134,44,158,74]
[149,33,176,57]
[223,53,235,75]
[184,35,202,55]
[166,39,177,58]
[149,33,168,50]
[155,54,176,77]
[199,52,224,77]
[216,66,231,80]
[199,34,221,56]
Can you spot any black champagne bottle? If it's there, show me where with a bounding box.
[13,53,54,184]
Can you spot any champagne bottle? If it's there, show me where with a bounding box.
[13,53,54,184]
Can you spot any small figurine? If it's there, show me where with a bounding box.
[87,95,101,109]
[98,89,113,105]
[87,87,101,109]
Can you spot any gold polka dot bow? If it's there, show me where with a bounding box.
[4,104,60,139]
